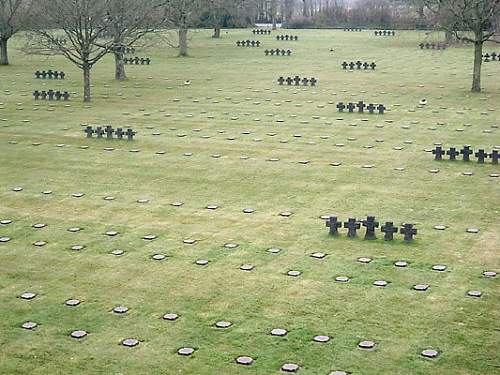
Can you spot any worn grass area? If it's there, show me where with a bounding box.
[0,29,499,375]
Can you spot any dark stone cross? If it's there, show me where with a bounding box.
[264,49,269,55]
[105,126,114,139]
[489,150,499,164]
[47,90,55,100]
[126,128,136,140]
[362,216,379,240]
[432,146,445,160]
[95,127,104,138]
[357,101,366,113]
[419,43,424,49]
[355,61,362,69]
[475,149,486,163]
[236,41,241,46]
[286,77,293,85]
[370,62,377,70]
[460,145,473,161]
[342,61,348,70]
[344,218,360,237]
[115,128,124,139]
[326,216,342,236]
[400,223,417,242]
[62,91,70,101]
[447,147,459,160]
[347,102,356,113]
[270,49,275,55]
[363,62,369,70]
[35,71,41,79]
[336,102,345,112]
[33,90,40,100]
[256,41,261,47]
[286,49,292,56]
[40,91,47,100]
[278,77,285,85]
[377,104,386,114]
[381,222,398,241]
[310,77,317,86]
[54,91,62,100]
[84,126,94,138]
[349,62,355,70]
[275,48,281,55]
[301,77,309,86]
[367,103,375,114]
[293,76,301,86]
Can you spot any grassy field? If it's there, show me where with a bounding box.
[0,29,499,375]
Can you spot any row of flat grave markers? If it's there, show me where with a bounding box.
[276,35,299,41]
[84,126,136,140]
[374,30,396,36]
[483,52,500,62]
[344,27,362,31]
[34,70,65,79]
[342,61,376,70]
[252,29,271,35]
[236,40,260,47]
[264,49,292,56]
[277,76,317,86]
[325,216,417,242]
[33,90,70,101]
[419,42,447,50]
[337,101,386,114]
[123,57,151,65]
[432,145,499,164]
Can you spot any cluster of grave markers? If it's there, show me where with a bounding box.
[252,29,271,35]
[264,48,292,56]
[33,90,70,101]
[49,38,67,45]
[276,35,299,41]
[84,125,136,140]
[432,145,499,164]
[326,216,417,242]
[374,30,396,36]
[236,40,260,47]
[419,42,447,50]
[111,45,136,54]
[342,61,376,70]
[277,76,317,86]
[483,52,500,62]
[344,27,362,32]
[123,57,151,65]
[34,70,65,79]
[337,101,386,114]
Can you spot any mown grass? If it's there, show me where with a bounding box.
[0,29,499,375]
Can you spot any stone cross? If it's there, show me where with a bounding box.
[344,218,360,237]
[489,150,499,164]
[278,77,285,85]
[362,216,379,240]
[126,128,136,140]
[347,102,356,112]
[432,146,445,160]
[460,145,473,161]
[95,127,104,138]
[381,222,398,241]
[326,216,342,236]
[377,104,386,114]
[447,147,459,160]
[357,101,366,113]
[115,128,124,139]
[400,223,417,242]
[105,126,114,139]
[84,126,94,138]
[336,102,345,112]
[475,149,486,163]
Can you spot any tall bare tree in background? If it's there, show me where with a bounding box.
[206,0,246,38]
[105,0,162,80]
[0,0,33,65]
[162,0,201,56]
[424,0,500,92]
[31,0,114,102]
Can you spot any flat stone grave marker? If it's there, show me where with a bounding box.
[20,292,37,300]
[215,321,232,328]
[287,270,301,277]
[358,340,376,349]
[163,313,179,321]
[414,284,429,291]
[483,271,496,278]
[71,330,87,339]
[281,363,300,372]
[122,338,139,347]
[66,299,81,306]
[235,356,253,365]
[271,328,288,336]
[467,290,482,297]
[22,321,38,330]
[421,349,439,358]
[313,335,330,343]
[177,347,195,356]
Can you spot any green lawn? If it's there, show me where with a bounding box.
[0,29,499,375]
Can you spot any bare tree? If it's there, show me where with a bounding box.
[105,0,162,80]
[31,0,114,102]
[0,0,33,65]
[424,0,500,92]
[162,0,202,56]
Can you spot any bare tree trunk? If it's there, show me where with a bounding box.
[471,38,483,92]
[302,0,308,17]
[179,28,188,56]
[445,30,455,44]
[213,25,221,38]
[114,52,127,80]
[83,65,92,102]
[0,38,9,66]
[271,0,277,30]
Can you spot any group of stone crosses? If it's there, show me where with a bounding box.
[419,42,447,50]
[374,30,396,36]
[326,216,417,242]
[342,61,376,70]
[33,90,70,101]
[264,48,292,56]
[337,101,386,114]
[276,35,299,41]
[277,76,317,86]
[432,145,499,164]
[252,29,271,35]
[84,125,136,140]
[344,27,362,31]
[483,52,500,61]
[236,40,260,47]
[123,57,151,65]
[111,45,136,54]
[34,70,65,79]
